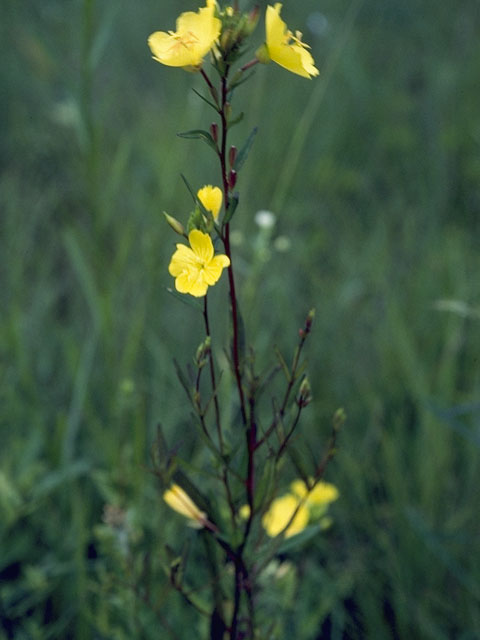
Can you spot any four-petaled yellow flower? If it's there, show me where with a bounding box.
[148,2,221,70]
[197,185,223,220]
[163,484,207,528]
[169,229,230,297]
[264,3,319,78]
[262,494,310,538]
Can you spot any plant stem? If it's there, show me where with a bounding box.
[203,295,223,450]
[216,69,248,427]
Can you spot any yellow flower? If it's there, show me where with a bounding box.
[291,479,340,506]
[262,494,309,538]
[264,4,319,78]
[163,484,207,528]
[148,3,221,69]
[197,185,223,220]
[168,229,230,297]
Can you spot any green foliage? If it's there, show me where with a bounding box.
[2,0,480,638]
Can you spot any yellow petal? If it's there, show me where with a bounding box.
[148,4,221,69]
[291,479,339,505]
[189,229,214,263]
[262,494,309,538]
[307,482,339,505]
[168,244,197,276]
[265,4,319,78]
[163,485,207,525]
[266,4,286,46]
[202,254,230,285]
[197,185,223,220]
[185,274,209,297]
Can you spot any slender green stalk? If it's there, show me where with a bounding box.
[203,295,223,449]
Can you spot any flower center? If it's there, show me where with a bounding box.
[284,29,308,50]
[168,30,200,52]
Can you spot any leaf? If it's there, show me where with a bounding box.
[181,173,198,204]
[276,524,323,554]
[227,111,244,129]
[228,70,256,93]
[274,346,291,382]
[173,359,193,401]
[223,193,239,225]
[192,88,219,112]
[166,286,203,311]
[177,129,218,152]
[254,457,276,511]
[234,126,257,171]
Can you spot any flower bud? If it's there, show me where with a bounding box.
[333,407,346,432]
[164,212,186,236]
[210,122,219,144]
[228,169,237,190]
[229,145,237,168]
[305,308,315,332]
[195,336,211,368]
[297,377,312,408]
[244,6,260,36]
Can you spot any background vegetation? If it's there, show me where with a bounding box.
[1,0,480,637]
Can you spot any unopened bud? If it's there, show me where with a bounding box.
[333,407,346,432]
[297,377,312,408]
[195,336,211,368]
[221,27,237,53]
[305,308,315,333]
[210,122,218,144]
[245,6,260,35]
[164,212,186,236]
[229,145,237,168]
[228,169,237,190]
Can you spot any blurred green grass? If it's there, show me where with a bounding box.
[2,0,480,637]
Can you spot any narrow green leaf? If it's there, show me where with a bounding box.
[235,126,257,171]
[192,88,219,112]
[173,359,193,401]
[227,111,244,129]
[275,346,291,382]
[166,286,203,311]
[177,129,218,152]
[276,524,323,554]
[181,173,197,204]
[228,69,256,94]
[254,457,276,511]
[223,193,239,225]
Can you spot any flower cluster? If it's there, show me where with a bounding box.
[148,2,318,76]
[149,4,319,297]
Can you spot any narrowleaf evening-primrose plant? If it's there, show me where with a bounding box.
[148,2,343,637]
